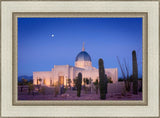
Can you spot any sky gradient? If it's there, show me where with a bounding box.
[18,18,142,78]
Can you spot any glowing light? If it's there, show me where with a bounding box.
[51,34,54,38]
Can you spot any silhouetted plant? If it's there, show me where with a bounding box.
[118,78,124,82]
[77,73,82,97]
[28,83,34,95]
[104,74,108,94]
[124,59,131,92]
[40,86,46,95]
[93,79,99,94]
[22,78,28,85]
[139,79,142,92]
[54,81,60,97]
[20,78,28,92]
[83,78,86,86]
[117,57,131,92]
[86,78,89,85]
[107,76,113,83]
[83,78,87,93]
[67,78,72,88]
[98,58,107,100]
[73,77,78,89]
[132,50,138,94]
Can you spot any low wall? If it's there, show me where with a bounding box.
[108,80,142,94]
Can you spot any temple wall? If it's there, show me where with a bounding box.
[33,71,54,86]
[53,65,70,86]
[75,61,92,68]
[105,68,118,83]
[75,67,118,84]
[108,80,142,94]
[33,65,118,87]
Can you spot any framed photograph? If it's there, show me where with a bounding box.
[1,0,159,118]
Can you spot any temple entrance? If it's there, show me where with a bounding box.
[59,76,64,85]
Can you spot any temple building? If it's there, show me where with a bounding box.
[33,44,118,87]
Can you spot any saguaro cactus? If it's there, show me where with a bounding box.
[104,74,108,94]
[132,50,138,94]
[98,58,107,100]
[77,72,82,97]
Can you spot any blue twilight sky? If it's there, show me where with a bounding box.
[18,18,142,78]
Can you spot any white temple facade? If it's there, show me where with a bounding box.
[33,44,118,87]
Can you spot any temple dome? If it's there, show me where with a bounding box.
[75,51,91,62]
[75,43,92,69]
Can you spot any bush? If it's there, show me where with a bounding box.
[40,86,46,95]
[54,81,60,97]
[93,79,99,94]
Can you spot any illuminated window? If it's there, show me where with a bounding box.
[43,79,46,84]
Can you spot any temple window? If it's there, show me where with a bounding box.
[43,79,46,85]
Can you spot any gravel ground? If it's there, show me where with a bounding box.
[18,88,142,100]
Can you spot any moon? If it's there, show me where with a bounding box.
[51,34,54,38]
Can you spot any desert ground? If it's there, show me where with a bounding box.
[18,84,142,100]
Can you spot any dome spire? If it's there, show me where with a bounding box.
[82,42,85,51]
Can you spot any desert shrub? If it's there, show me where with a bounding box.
[121,87,126,96]
[93,79,99,94]
[54,81,60,97]
[40,86,46,95]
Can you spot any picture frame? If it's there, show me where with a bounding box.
[13,12,147,106]
[1,0,159,117]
